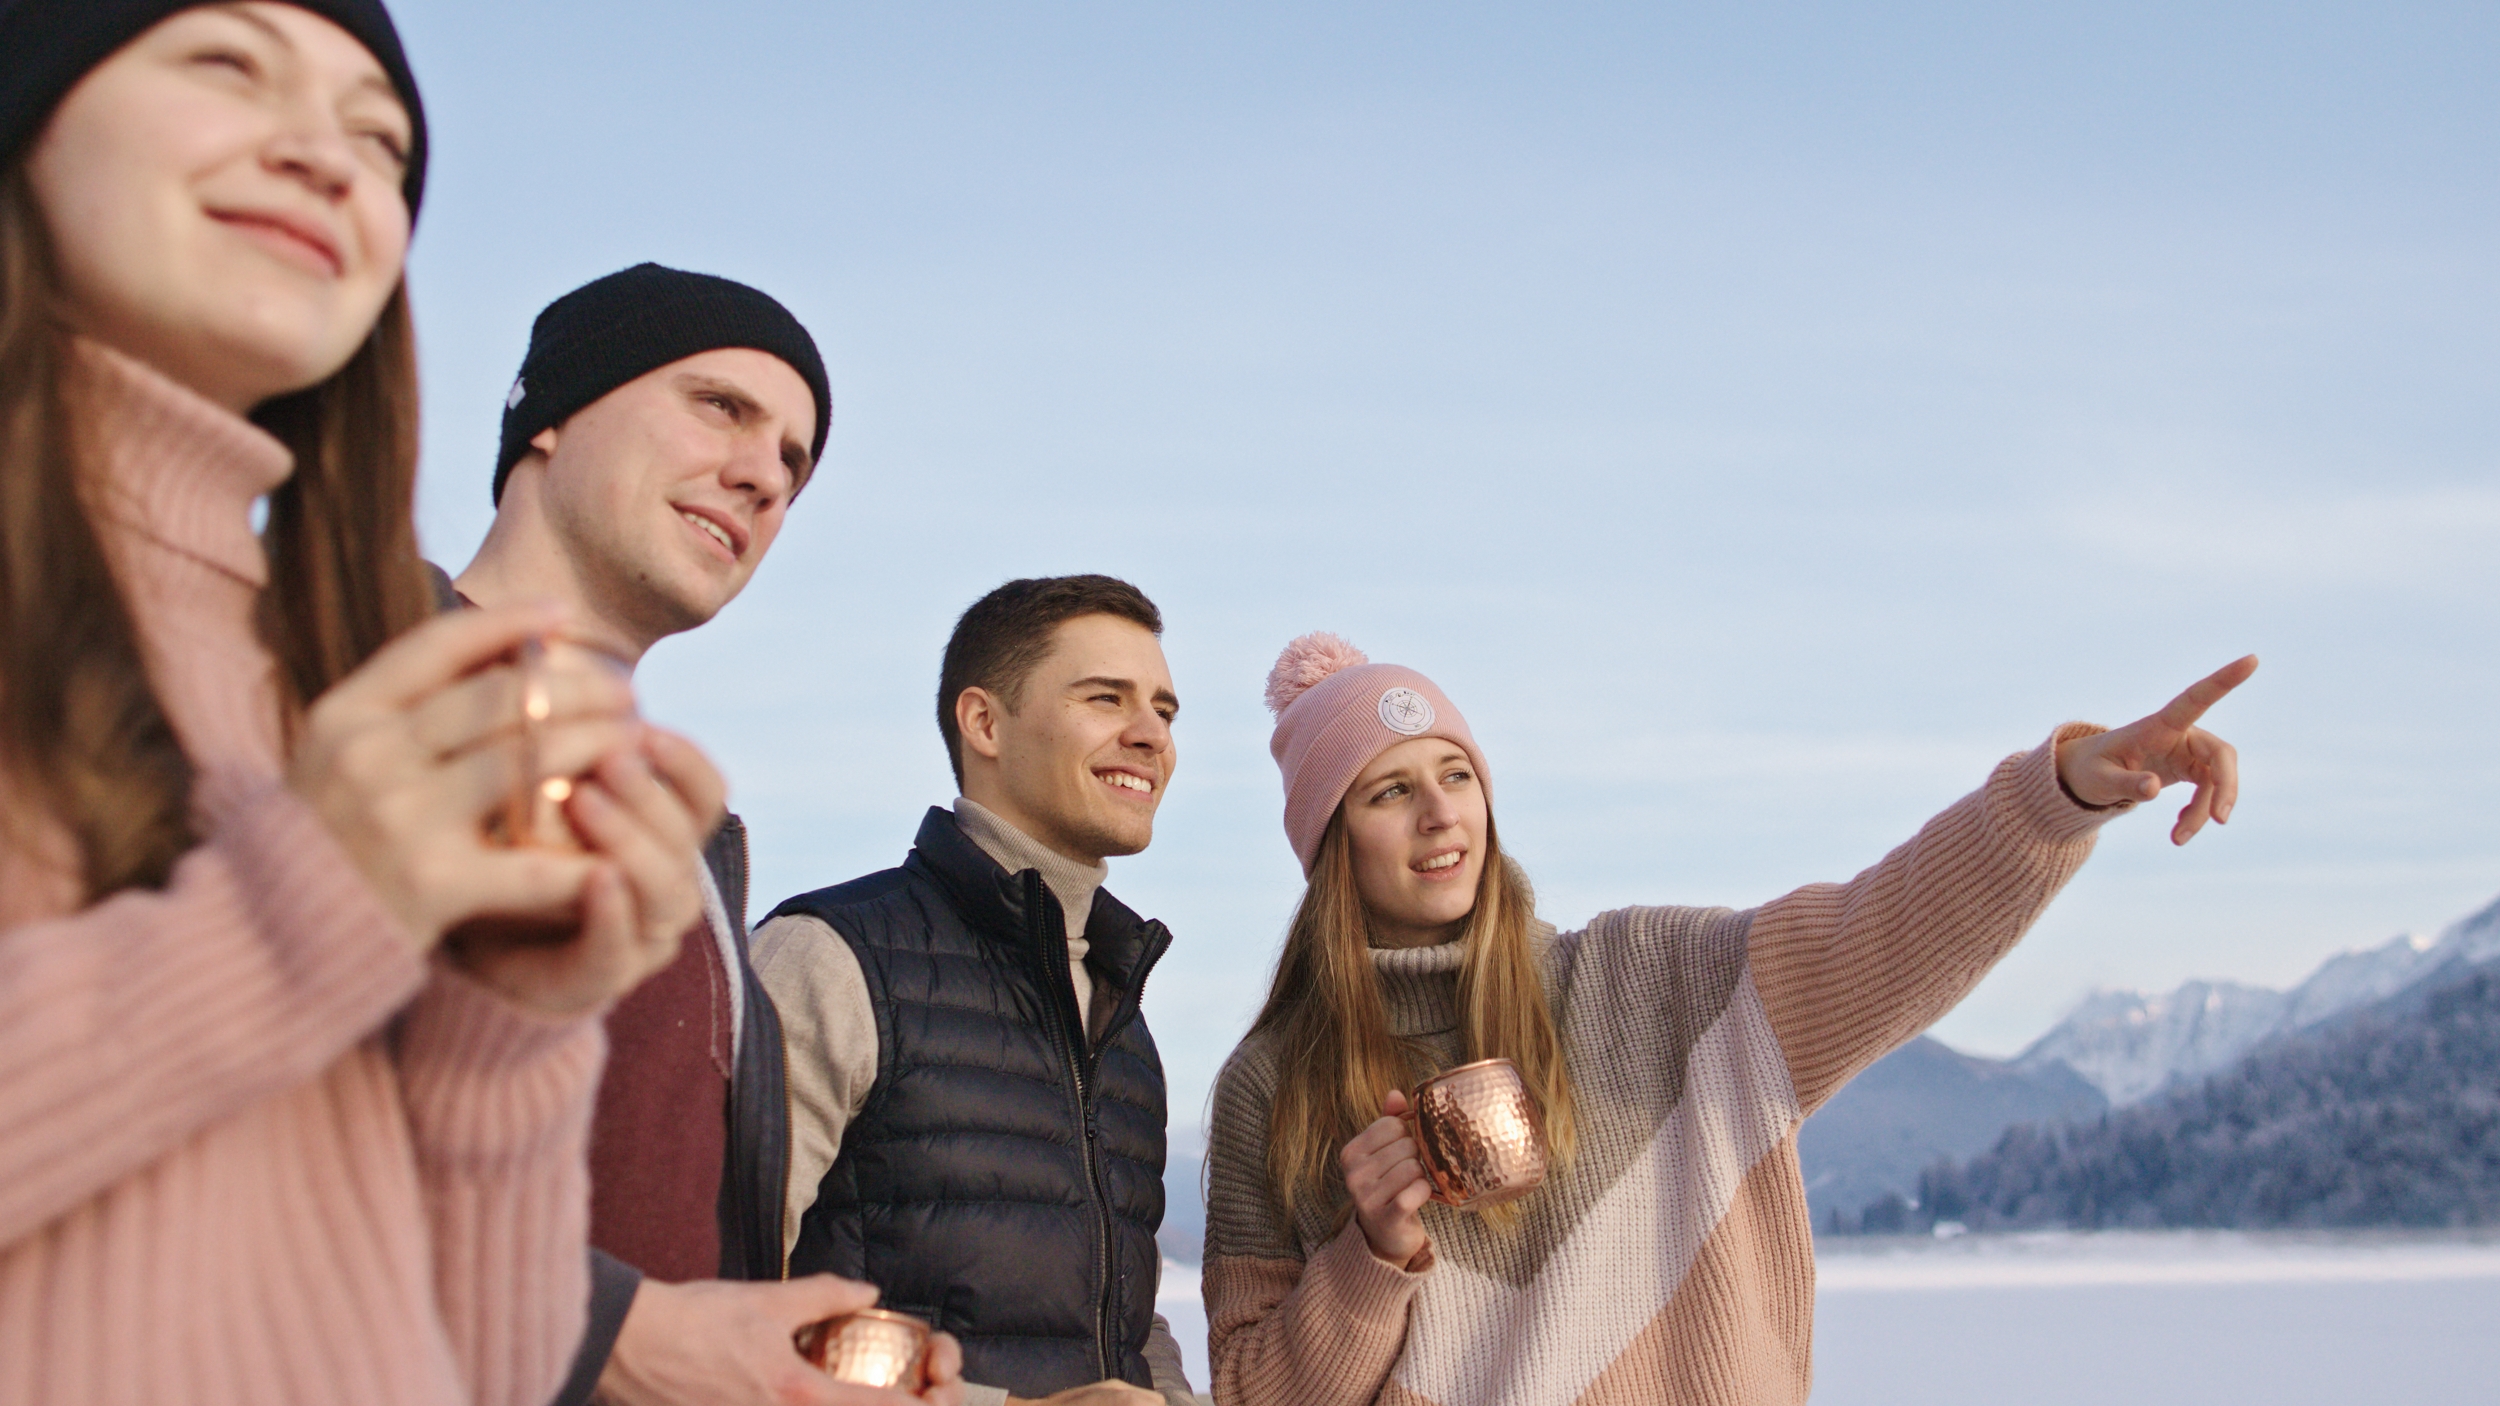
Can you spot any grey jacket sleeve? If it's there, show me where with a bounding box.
[1145,1311,1204,1402]
[544,1248,642,1406]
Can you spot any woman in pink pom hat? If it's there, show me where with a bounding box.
[1199,633,2258,1406]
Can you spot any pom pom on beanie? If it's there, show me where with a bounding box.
[1264,631,1370,717]
[1264,632,1486,876]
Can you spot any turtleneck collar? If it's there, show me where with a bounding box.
[1372,939,1465,1041]
[70,337,294,590]
[952,797,1110,944]
[60,336,296,784]
[954,796,1119,1037]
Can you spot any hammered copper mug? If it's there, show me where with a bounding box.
[487,637,633,852]
[1404,1057,1549,1211]
[794,1307,931,1391]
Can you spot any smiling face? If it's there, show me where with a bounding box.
[25,4,413,412]
[520,346,814,652]
[955,613,1179,866]
[1341,735,1489,948]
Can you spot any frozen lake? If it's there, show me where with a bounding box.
[1814,1230,2500,1404]
[1156,1230,2500,1401]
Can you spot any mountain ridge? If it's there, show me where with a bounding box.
[1802,888,2500,1229]
[2012,891,2500,1106]
[1862,956,2500,1234]
[1798,1035,2104,1225]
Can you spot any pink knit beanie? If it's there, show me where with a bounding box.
[1265,632,1488,877]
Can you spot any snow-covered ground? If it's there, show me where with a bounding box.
[1158,1231,2500,1400]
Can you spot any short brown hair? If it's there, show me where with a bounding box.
[937,575,1162,786]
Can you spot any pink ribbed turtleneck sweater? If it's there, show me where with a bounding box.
[0,342,600,1406]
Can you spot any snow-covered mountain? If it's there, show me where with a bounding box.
[2013,891,2500,1106]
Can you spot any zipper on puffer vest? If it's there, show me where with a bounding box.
[1030,871,1174,1385]
[1099,920,1169,1382]
[1029,870,1118,1382]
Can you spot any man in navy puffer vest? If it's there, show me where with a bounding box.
[756,576,1195,1406]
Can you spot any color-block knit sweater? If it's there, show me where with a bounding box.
[1202,729,2117,1406]
[0,342,599,1406]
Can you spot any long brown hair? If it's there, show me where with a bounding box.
[1249,806,1577,1228]
[0,168,430,900]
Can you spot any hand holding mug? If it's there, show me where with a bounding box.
[1340,1088,1433,1268]
[604,1276,964,1406]
[287,603,636,951]
[449,726,726,1016]
[290,601,730,1016]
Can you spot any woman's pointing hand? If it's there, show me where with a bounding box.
[2055,655,2259,845]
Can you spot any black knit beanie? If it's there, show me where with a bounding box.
[0,0,428,218]
[493,263,832,504]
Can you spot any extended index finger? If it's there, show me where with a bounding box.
[328,602,571,713]
[2154,654,2260,731]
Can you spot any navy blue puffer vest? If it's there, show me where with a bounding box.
[767,808,1172,1394]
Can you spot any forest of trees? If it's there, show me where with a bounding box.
[1831,963,2500,1235]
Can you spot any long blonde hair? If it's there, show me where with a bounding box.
[1249,805,1576,1228]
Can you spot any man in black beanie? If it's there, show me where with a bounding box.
[468,261,833,629]
[449,264,958,1406]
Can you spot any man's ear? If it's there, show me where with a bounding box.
[529,425,560,460]
[955,687,1008,763]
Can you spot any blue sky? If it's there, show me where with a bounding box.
[390,1,2498,1117]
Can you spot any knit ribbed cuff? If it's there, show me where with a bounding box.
[1312,1215,1433,1304]
[395,963,606,1171]
[1999,724,2131,847]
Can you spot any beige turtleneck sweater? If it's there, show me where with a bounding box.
[0,341,602,1406]
[752,797,1198,1404]
[1201,729,2119,1406]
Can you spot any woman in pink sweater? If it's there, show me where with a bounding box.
[0,5,726,1404]
[1202,635,2255,1406]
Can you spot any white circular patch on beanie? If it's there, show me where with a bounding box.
[1378,687,1435,735]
